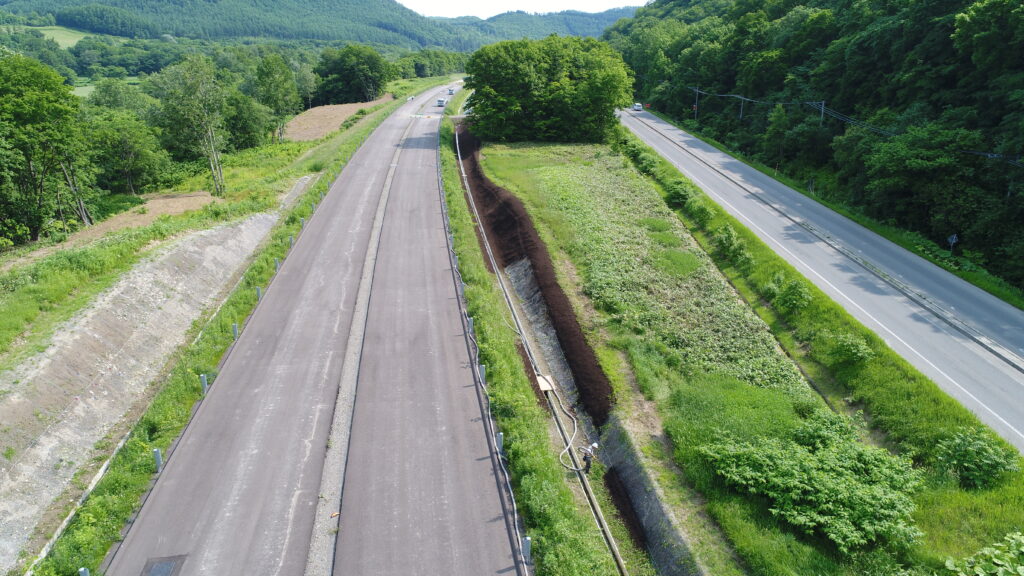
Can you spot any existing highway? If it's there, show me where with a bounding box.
[104,87,516,576]
[621,110,1024,452]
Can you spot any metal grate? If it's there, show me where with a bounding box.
[140,555,186,576]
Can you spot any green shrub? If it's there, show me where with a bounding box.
[934,428,1020,489]
[944,532,1024,575]
[700,413,923,554]
[712,224,753,269]
[774,278,811,314]
[816,332,876,367]
[684,196,714,227]
[665,178,695,207]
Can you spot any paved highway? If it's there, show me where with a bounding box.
[105,89,515,576]
[331,97,517,576]
[621,111,1024,451]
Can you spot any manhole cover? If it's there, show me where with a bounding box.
[141,555,186,576]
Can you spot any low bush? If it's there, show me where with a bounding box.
[934,428,1020,489]
[944,532,1024,575]
[700,412,923,554]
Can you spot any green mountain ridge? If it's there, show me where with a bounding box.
[0,0,637,49]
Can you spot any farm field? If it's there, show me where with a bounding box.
[479,141,1024,576]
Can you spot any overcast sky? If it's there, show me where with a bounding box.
[397,0,642,19]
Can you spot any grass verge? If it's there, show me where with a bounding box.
[24,76,449,576]
[441,119,655,576]
[649,111,1024,312]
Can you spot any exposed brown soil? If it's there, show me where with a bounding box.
[0,192,219,273]
[283,96,394,142]
[457,125,612,426]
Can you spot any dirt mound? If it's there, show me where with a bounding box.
[457,126,612,425]
[284,96,394,142]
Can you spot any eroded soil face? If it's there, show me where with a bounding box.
[284,96,394,142]
[456,126,612,425]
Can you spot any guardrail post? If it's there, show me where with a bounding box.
[300,217,305,229]
[522,536,532,564]
[478,364,486,384]
[78,568,89,576]
[467,316,474,334]
[153,448,163,473]
[497,431,504,453]
[256,286,262,302]
[275,258,281,274]
[232,323,239,341]
[289,235,294,249]
[200,373,208,395]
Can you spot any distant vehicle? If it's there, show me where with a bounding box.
[437,98,447,107]
[448,88,455,95]
[632,102,643,111]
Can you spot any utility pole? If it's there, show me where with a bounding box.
[693,87,700,121]
[819,101,825,126]
[739,98,745,120]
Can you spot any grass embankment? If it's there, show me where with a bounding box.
[440,119,654,576]
[480,138,1023,576]
[651,111,1024,312]
[615,128,1024,566]
[25,76,449,575]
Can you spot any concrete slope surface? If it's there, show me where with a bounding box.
[621,111,1024,451]
[104,91,512,576]
[331,112,516,575]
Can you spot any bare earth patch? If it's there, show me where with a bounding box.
[0,192,219,273]
[283,95,394,142]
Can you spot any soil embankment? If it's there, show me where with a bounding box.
[457,126,612,425]
[284,96,394,142]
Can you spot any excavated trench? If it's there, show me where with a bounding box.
[458,127,694,571]
[457,128,613,426]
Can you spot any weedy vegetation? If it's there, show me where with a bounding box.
[479,135,1024,576]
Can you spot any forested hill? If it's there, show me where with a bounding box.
[605,0,1024,288]
[0,0,636,48]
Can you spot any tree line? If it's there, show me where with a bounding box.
[0,42,464,247]
[605,0,1024,289]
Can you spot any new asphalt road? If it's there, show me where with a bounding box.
[104,88,515,576]
[621,111,1024,451]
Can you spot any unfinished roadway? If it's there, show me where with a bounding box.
[103,89,518,576]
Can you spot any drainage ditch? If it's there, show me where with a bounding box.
[457,126,702,575]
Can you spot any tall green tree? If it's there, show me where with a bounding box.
[224,89,274,151]
[255,53,301,141]
[465,36,633,142]
[84,107,169,196]
[314,44,394,104]
[150,55,227,196]
[0,54,84,240]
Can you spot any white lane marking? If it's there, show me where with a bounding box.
[630,117,1024,443]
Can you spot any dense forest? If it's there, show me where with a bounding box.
[0,0,635,49]
[605,0,1024,288]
